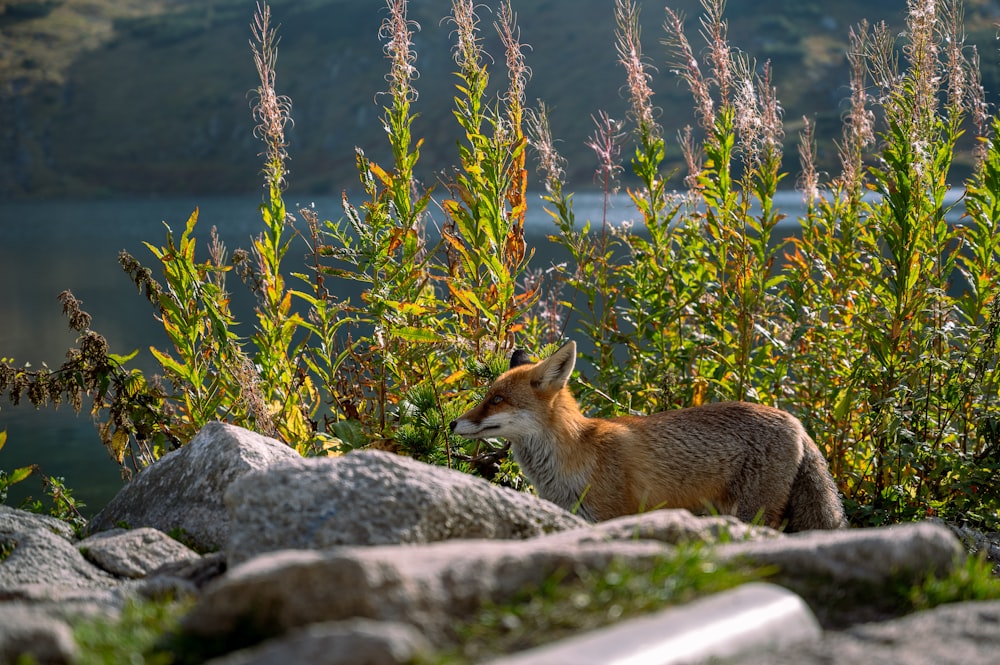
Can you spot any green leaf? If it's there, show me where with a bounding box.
[331,419,367,449]
[764,274,785,291]
[149,347,187,378]
[833,385,856,423]
[108,350,140,365]
[8,465,34,486]
[392,326,443,344]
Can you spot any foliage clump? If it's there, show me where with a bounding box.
[529,0,1000,529]
[72,597,193,665]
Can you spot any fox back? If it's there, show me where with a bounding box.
[450,342,847,531]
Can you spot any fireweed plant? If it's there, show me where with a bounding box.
[529,0,999,528]
[78,0,534,475]
[1,0,998,528]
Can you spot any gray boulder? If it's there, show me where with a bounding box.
[79,527,200,578]
[88,421,300,551]
[1,523,128,622]
[717,521,964,626]
[224,450,587,565]
[718,521,961,583]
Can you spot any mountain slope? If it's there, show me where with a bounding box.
[1,0,998,199]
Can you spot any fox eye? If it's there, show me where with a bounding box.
[489,394,504,405]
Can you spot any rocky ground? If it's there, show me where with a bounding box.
[2,421,999,664]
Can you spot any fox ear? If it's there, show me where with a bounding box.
[532,341,576,390]
[509,349,533,369]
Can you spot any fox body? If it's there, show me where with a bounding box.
[451,342,847,531]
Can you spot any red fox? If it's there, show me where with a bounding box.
[450,341,847,531]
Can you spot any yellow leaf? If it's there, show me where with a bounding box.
[150,347,185,376]
[368,162,392,186]
[443,370,467,385]
[447,284,485,314]
[110,429,131,465]
[691,377,708,407]
[8,465,34,485]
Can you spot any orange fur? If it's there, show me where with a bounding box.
[451,341,846,531]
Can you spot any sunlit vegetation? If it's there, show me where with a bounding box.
[1,0,998,533]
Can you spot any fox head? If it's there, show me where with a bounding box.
[449,341,577,441]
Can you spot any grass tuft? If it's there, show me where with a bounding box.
[73,597,193,665]
[435,547,768,663]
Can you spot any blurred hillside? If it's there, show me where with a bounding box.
[1,0,999,199]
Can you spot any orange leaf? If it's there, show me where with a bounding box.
[368,162,392,186]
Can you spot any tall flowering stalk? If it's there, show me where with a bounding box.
[662,0,789,402]
[246,2,317,450]
[250,2,292,193]
[380,0,423,225]
[307,0,447,449]
[797,116,819,207]
[440,0,535,354]
[615,0,657,139]
[616,0,670,231]
[585,110,625,244]
[525,101,577,349]
[837,24,876,199]
[496,0,530,272]
[663,8,713,132]
[785,26,877,478]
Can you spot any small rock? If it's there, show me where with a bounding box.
[551,509,781,546]
[139,552,227,600]
[936,520,1000,574]
[79,527,200,578]
[1,527,118,591]
[0,506,76,541]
